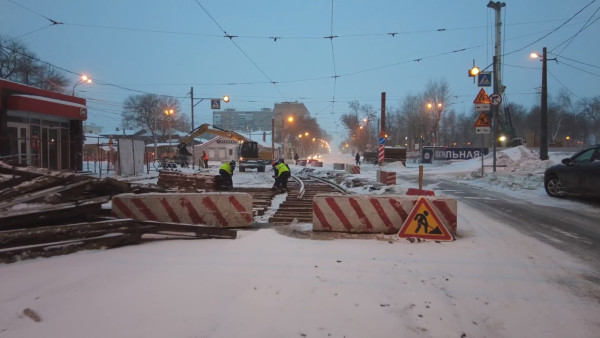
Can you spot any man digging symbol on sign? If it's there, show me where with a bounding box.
[414,210,430,233]
[414,210,444,235]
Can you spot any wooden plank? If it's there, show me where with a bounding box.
[134,221,237,239]
[0,233,141,264]
[0,219,139,248]
[0,198,109,230]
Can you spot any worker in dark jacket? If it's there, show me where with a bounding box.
[219,160,236,189]
[272,159,290,192]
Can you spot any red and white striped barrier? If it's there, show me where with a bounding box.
[333,163,345,170]
[312,161,323,167]
[313,194,457,235]
[345,165,360,174]
[377,170,396,185]
[111,192,253,228]
[297,159,307,166]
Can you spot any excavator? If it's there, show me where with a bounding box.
[177,124,272,172]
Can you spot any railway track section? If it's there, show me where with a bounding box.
[267,175,349,225]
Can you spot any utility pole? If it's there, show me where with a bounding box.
[488,1,506,172]
[379,92,386,166]
[540,47,549,160]
[190,86,196,169]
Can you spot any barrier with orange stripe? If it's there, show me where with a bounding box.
[111,192,253,228]
[377,170,396,185]
[312,194,457,235]
[345,165,360,174]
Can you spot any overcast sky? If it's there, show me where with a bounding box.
[2,0,599,144]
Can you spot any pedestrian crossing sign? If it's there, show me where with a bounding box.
[211,99,221,109]
[397,197,453,241]
[477,72,492,87]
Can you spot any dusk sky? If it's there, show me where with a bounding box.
[2,0,599,145]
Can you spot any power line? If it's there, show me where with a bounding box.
[504,0,597,56]
[552,5,600,56]
[192,0,285,99]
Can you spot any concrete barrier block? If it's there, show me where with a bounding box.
[312,161,323,167]
[333,163,346,170]
[297,159,307,166]
[377,170,396,185]
[345,165,360,174]
[112,192,253,228]
[312,194,457,235]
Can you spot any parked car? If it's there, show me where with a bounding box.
[544,144,600,198]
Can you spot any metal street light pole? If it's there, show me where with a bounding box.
[72,75,92,96]
[190,86,230,169]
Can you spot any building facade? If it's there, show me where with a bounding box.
[0,79,87,171]
[212,108,273,132]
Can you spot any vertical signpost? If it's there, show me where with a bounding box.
[474,89,491,177]
[378,134,385,165]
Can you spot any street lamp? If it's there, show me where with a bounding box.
[426,102,443,155]
[165,109,174,151]
[530,47,555,161]
[72,75,92,96]
[282,116,294,160]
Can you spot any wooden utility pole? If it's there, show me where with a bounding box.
[488,1,506,172]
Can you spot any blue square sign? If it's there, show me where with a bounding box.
[477,72,492,87]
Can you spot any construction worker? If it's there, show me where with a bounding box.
[272,158,290,192]
[202,151,209,168]
[219,160,236,190]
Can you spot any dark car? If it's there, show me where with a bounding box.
[544,144,600,198]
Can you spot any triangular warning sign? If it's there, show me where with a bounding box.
[474,112,491,127]
[473,88,491,104]
[397,197,453,241]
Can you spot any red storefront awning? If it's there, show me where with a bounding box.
[7,94,87,120]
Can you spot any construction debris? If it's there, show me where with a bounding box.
[156,171,219,191]
[0,162,239,263]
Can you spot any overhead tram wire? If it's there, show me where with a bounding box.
[504,0,597,56]
[327,0,339,115]
[552,5,600,57]
[192,0,285,100]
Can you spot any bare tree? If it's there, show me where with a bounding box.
[577,96,600,144]
[122,94,186,142]
[0,35,70,93]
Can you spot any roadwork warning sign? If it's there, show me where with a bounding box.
[474,112,491,127]
[398,197,453,241]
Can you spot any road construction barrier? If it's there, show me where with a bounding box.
[377,170,396,185]
[112,192,253,228]
[312,161,323,167]
[333,163,345,170]
[313,194,457,235]
[345,164,360,174]
[297,159,307,166]
[406,188,435,196]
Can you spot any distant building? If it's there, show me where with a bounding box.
[0,79,87,171]
[272,101,310,141]
[213,108,273,132]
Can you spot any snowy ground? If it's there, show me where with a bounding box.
[1,146,599,337]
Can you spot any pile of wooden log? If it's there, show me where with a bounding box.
[0,164,237,263]
[0,219,236,263]
[156,171,220,191]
